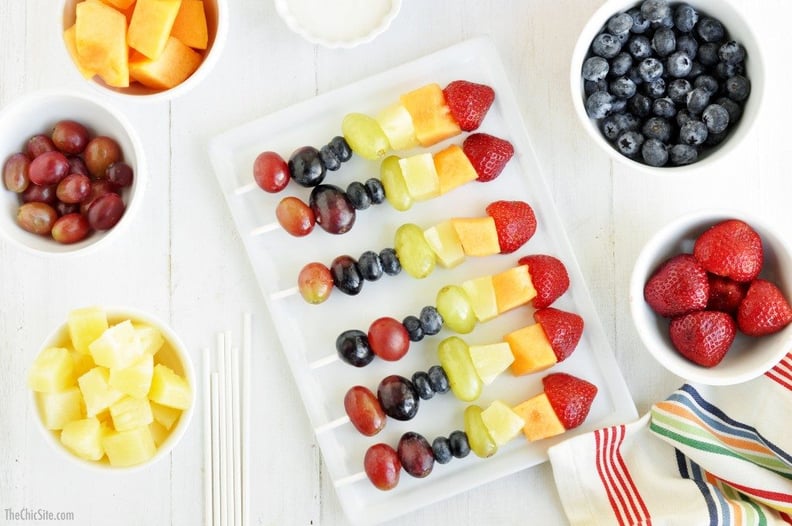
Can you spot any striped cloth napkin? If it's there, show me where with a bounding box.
[548,351,792,525]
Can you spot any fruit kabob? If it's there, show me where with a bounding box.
[331,254,570,368]
[359,372,598,490]
[343,306,584,437]
[297,199,537,304]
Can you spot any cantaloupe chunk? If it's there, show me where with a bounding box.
[63,24,96,79]
[127,0,183,59]
[451,217,500,257]
[400,83,461,147]
[433,144,478,194]
[512,393,566,441]
[74,0,129,87]
[492,265,537,313]
[505,323,557,376]
[170,0,208,49]
[129,37,202,89]
[98,0,136,9]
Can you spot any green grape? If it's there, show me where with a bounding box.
[435,285,476,334]
[380,156,412,211]
[341,113,391,161]
[464,405,498,458]
[438,336,482,402]
[394,223,436,279]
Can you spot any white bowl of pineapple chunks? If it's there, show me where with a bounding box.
[28,306,194,470]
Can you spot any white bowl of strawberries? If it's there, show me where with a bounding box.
[630,210,792,385]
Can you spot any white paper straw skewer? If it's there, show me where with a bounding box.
[241,312,252,526]
[203,348,213,526]
[234,181,257,196]
[210,373,221,526]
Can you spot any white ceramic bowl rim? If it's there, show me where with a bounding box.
[30,306,195,472]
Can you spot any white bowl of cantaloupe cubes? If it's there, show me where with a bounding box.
[62,0,227,98]
[28,306,195,469]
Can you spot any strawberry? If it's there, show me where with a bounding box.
[485,200,537,254]
[462,133,514,182]
[542,373,598,430]
[693,219,763,282]
[736,279,792,336]
[534,308,584,362]
[669,310,737,367]
[707,274,748,314]
[643,254,709,318]
[442,80,495,132]
[518,254,570,308]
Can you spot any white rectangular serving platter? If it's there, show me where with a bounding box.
[209,36,637,525]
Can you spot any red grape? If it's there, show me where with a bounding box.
[26,134,56,158]
[56,201,80,216]
[297,262,333,304]
[51,213,91,244]
[106,161,134,187]
[52,120,89,154]
[86,192,125,230]
[17,202,57,235]
[67,155,89,176]
[29,151,70,185]
[253,151,289,193]
[377,375,419,421]
[275,196,315,237]
[81,180,119,215]
[368,317,410,361]
[21,183,57,205]
[309,184,355,234]
[344,385,386,436]
[83,136,121,178]
[3,153,31,193]
[56,173,91,204]
[397,432,434,478]
[364,443,401,491]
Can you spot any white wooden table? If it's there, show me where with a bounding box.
[1,1,789,525]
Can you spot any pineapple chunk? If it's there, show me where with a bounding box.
[148,364,191,409]
[461,275,499,323]
[423,220,465,268]
[151,401,181,430]
[375,103,419,151]
[110,396,153,431]
[78,367,124,417]
[134,323,164,355]
[28,347,74,393]
[109,353,154,398]
[89,320,143,370]
[102,426,157,467]
[481,400,526,446]
[60,417,107,461]
[149,421,169,447]
[37,387,83,430]
[68,306,109,354]
[469,342,515,385]
[398,152,441,201]
[70,349,96,378]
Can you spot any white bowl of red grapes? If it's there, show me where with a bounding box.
[630,210,792,385]
[0,90,145,255]
[572,0,764,170]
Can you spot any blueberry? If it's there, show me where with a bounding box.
[697,17,725,43]
[609,52,633,77]
[667,78,692,103]
[652,14,674,29]
[628,35,652,58]
[641,138,669,166]
[697,43,720,66]
[642,77,666,98]
[582,56,609,81]
[411,371,434,400]
[642,116,672,142]
[319,144,341,171]
[669,144,698,166]
[687,61,705,78]
[584,79,608,96]
[667,51,692,77]
[653,97,677,118]
[679,120,709,145]
[611,98,628,114]
[676,108,694,127]
[327,136,352,162]
[403,315,424,341]
[676,35,698,59]
[628,93,652,117]
[705,129,729,147]
[725,75,750,101]
[673,4,699,33]
[640,0,670,23]
[610,77,637,98]
[379,247,401,275]
[638,57,664,82]
[448,430,471,458]
[718,41,746,65]
[651,28,676,57]
[585,91,614,119]
[716,61,745,80]
[608,12,634,34]
[616,130,645,157]
[627,7,650,34]
[686,87,711,114]
[702,104,730,134]
[419,305,443,335]
[716,96,743,123]
[357,250,383,281]
[364,178,385,204]
[431,436,453,464]
[346,181,371,210]
[288,146,326,187]
[427,365,450,394]
[693,75,719,94]
[626,65,644,86]
[336,330,373,367]
[602,113,639,140]
[592,33,622,58]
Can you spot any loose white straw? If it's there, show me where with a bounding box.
[234,181,257,196]
[241,313,252,526]
[223,332,236,526]
[211,372,221,526]
[203,348,213,526]
[231,346,242,526]
[217,338,229,526]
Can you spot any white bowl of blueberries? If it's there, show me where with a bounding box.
[571,0,764,170]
